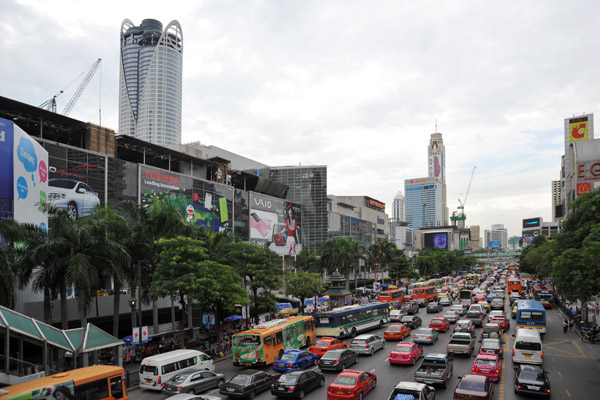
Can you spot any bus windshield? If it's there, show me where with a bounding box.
[519,311,544,321]
[232,334,261,346]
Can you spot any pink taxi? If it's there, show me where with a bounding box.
[388,342,423,365]
[471,353,501,382]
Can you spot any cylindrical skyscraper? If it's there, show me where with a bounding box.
[392,191,405,221]
[119,19,183,146]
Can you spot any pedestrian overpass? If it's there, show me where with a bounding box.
[474,251,521,264]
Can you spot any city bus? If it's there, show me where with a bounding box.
[532,285,556,308]
[232,316,315,367]
[459,289,473,307]
[508,278,523,294]
[412,285,437,303]
[378,288,407,303]
[515,299,547,335]
[314,302,390,338]
[0,365,127,400]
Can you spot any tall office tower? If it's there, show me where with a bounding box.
[561,114,594,213]
[392,191,405,221]
[268,166,328,251]
[490,224,508,249]
[552,180,561,222]
[428,133,448,225]
[404,177,443,238]
[119,19,183,146]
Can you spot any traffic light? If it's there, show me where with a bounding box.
[129,299,136,308]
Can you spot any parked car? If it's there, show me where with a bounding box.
[48,178,100,219]
[453,374,493,399]
[444,310,459,323]
[388,342,424,365]
[309,337,347,358]
[318,349,359,371]
[162,370,225,396]
[166,394,220,400]
[384,323,411,341]
[471,354,501,382]
[514,364,551,397]
[429,317,450,333]
[426,302,443,313]
[219,369,281,399]
[350,334,385,355]
[326,370,377,400]
[413,328,439,345]
[479,338,503,359]
[400,315,422,329]
[271,370,325,399]
[272,350,319,372]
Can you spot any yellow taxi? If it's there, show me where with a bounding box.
[512,304,518,319]
[478,301,490,313]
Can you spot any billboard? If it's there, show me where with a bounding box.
[0,118,48,229]
[249,193,302,256]
[489,240,502,248]
[522,217,541,229]
[424,232,448,250]
[569,115,590,143]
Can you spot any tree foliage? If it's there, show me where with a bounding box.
[283,271,326,314]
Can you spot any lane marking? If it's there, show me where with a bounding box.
[558,371,562,378]
[571,338,587,358]
[566,389,572,397]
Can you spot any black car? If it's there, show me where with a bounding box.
[270,370,325,398]
[219,369,281,398]
[426,302,443,313]
[479,338,504,359]
[466,310,483,327]
[514,364,551,397]
[480,323,503,340]
[400,315,422,329]
[318,349,359,371]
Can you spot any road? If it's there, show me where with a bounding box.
[129,300,598,400]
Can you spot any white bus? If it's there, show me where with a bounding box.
[139,349,214,391]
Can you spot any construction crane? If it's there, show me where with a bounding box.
[457,166,476,217]
[39,58,102,116]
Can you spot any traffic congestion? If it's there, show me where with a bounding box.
[121,264,595,400]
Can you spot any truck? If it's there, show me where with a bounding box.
[387,381,436,400]
[446,332,475,356]
[414,353,454,388]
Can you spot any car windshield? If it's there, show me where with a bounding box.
[169,373,190,383]
[475,358,497,366]
[520,369,544,382]
[393,345,411,353]
[280,354,296,361]
[401,317,412,322]
[458,378,486,392]
[314,340,330,347]
[431,319,444,324]
[334,376,357,386]
[387,326,401,331]
[516,341,541,351]
[415,329,431,335]
[279,374,299,384]
[321,352,341,360]
[230,375,251,385]
[481,340,500,349]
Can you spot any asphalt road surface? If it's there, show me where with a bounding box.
[129,299,599,400]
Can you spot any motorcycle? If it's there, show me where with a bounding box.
[581,327,600,343]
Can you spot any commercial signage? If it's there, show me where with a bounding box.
[366,196,385,210]
[489,240,502,248]
[424,232,448,250]
[522,217,541,229]
[249,193,302,256]
[408,177,431,184]
[577,182,591,195]
[0,118,48,228]
[577,162,600,180]
[569,116,590,143]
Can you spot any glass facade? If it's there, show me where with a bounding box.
[119,19,183,146]
[328,214,373,248]
[405,178,443,238]
[268,166,328,251]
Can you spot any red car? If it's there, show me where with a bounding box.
[388,342,423,365]
[471,353,501,382]
[488,316,510,332]
[384,323,411,340]
[310,337,347,357]
[327,369,377,400]
[429,317,450,332]
[453,374,493,399]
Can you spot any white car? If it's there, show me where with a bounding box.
[48,178,100,219]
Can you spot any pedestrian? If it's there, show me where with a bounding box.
[596,304,600,315]
[569,318,574,332]
[563,318,568,334]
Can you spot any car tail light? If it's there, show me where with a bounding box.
[365,343,369,348]
[546,389,551,393]
[467,346,471,350]
[287,363,294,367]
[517,384,523,389]
[472,367,476,372]
[334,360,340,364]
[176,386,182,390]
[271,384,275,389]
[541,352,544,357]
[446,344,450,349]
[289,386,296,391]
[427,336,432,339]
[513,349,515,356]
[494,369,499,374]
[158,376,161,384]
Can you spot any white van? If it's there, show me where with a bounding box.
[139,349,214,390]
[512,328,543,365]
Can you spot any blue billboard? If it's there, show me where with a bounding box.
[489,240,502,248]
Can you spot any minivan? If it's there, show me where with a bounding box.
[512,328,543,365]
[139,349,214,390]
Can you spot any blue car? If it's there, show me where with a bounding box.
[486,293,500,303]
[272,350,319,372]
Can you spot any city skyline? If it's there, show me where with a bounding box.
[3,1,595,237]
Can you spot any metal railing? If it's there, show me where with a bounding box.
[0,355,39,377]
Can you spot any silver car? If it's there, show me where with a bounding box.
[162,369,226,396]
[47,178,100,219]
[350,334,385,355]
[412,328,439,344]
[443,310,459,323]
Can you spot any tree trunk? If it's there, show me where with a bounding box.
[113,280,121,337]
[153,300,159,337]
[43,287,52,324]
[60,275,68,329]
[179,293,186,350]
[79,294,88,327]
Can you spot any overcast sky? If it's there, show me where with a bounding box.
[3,0,598,238]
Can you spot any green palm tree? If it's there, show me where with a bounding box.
[369,239,395,283]
[320,237,353,290]
[348,240,367,291]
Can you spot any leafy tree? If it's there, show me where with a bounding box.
[283,271,326,315]
[369,239,394,281]
[296,249,321,273]
[388,248,414,283]
[320,238,353,289]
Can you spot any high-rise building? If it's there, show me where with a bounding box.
[405,177,443,237]
[392,191,405,221]
[551,180,561,222]
[489,224,508,249]
[428,133,448,225]
[119,19,183,146]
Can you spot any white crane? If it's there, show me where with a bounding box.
[458,166,476,217]
[39,58,102,116]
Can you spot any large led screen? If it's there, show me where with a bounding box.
[424,232,448,250]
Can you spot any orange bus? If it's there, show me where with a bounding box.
[232,316,315,367]
[412,285,437,302]
[508,278,523,294]
[0,365,127,400]
[378,288,407,303]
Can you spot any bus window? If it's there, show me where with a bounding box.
[264,335,273,346]
[276,331,283,345]
[75,378,109,400]
[110,376,124,399]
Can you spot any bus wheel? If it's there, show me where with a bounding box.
[351,328,357,338]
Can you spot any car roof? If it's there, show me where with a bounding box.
[283,349,304,355]
[337,369,365,377]
[324,349,345,354]
[284,370,312,376]
[475,353,498,360]
[394,381,428,390]
[484,323,500,328]
[461,374,488,382]
[235,369,264,376]
[353,334,376,339]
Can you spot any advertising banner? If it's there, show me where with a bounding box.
[142,326,148,342]
[46,143,105,220]
[522,217,541,229]
[249,193,302,256]
[577,182,591,195]
[132,328,140,345]
[569,116,590,143]
[0,118,48,229]
[489,240,502,248]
